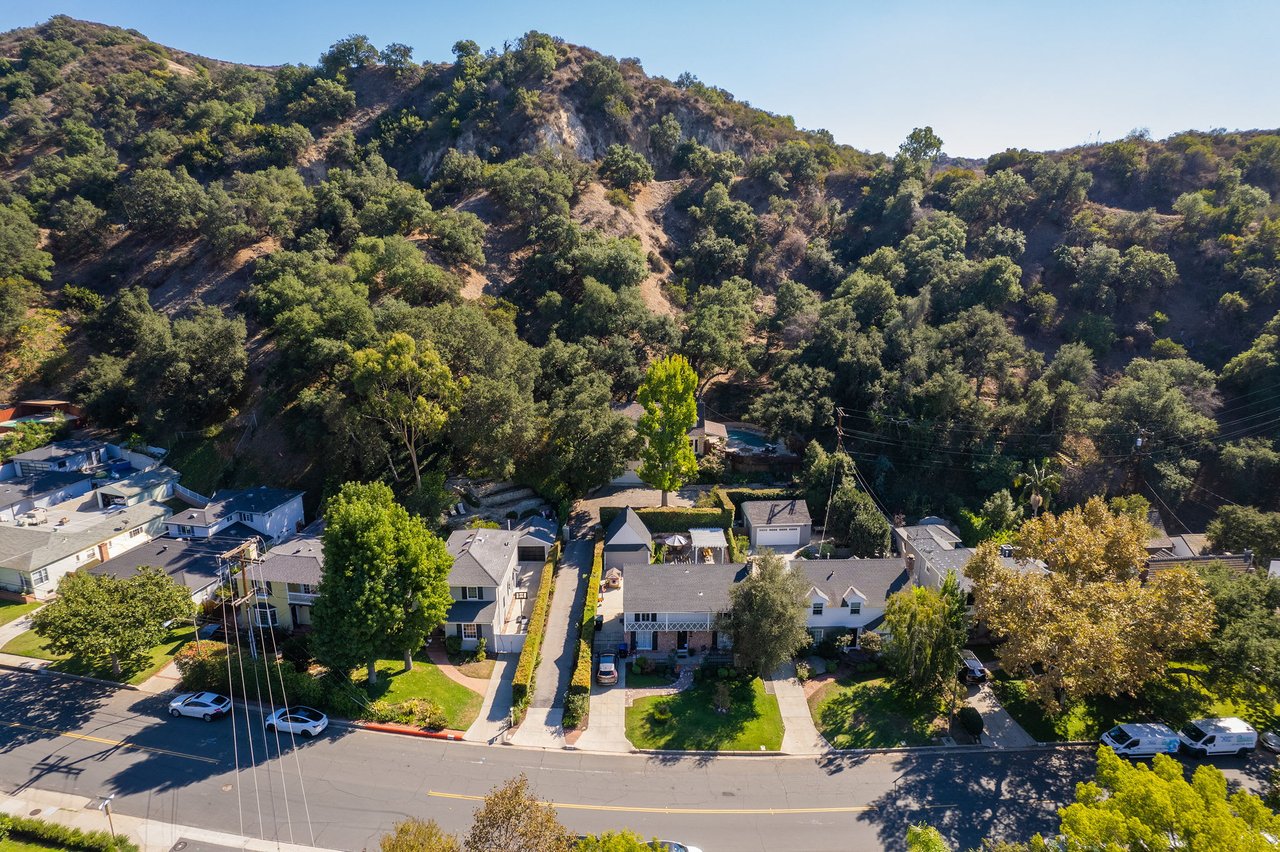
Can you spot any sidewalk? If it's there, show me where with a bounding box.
[465,654,516,744]
[0,786,341,852]
[772,662,828,755]
[970,682,1037,747]
[0,603,43,649]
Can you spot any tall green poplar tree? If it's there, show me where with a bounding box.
[636,354,698,507]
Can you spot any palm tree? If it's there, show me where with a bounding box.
[1016,459,1061,517]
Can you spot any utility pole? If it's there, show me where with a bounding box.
[1127,428,1151,494]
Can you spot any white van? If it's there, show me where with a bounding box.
[1178,717,1257,757]
[1101,723,1180,757]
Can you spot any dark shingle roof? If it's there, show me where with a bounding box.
[447,599,496,624]
[10,440,104,463]
[167,487,302,528]
[742,499,811,528]
[255,528,325,585]
[604,507,651,545]
[447,528,520,586]
[0,471,88,512]
[623,563,749,614]
[797,559,910,605]
[89,534,251,593]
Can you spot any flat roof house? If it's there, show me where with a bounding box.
[166,487,304,545]
[0,493,169,600]
[623,562,748,656]
[8,439,106,477]
[742,499,812,550]
[0,470,94,523]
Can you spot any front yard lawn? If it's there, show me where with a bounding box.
[353,658,483,731]
[1,626,196,685]
[992,662,1280,742]
[0,600,39,628]
[625,677,783,751]
[808,672,946,748]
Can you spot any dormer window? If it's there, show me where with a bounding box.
[812,602,824,616]
[845,600,861,615]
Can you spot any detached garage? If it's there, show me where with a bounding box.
[743,499,812,550]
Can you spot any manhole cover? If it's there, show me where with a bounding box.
[721,791,735,797]
[28,808,41,816]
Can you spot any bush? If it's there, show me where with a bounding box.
[635,655,655,675]
[563,638,593,729]
[444,635,462,656]
[605,187,635,211]
[364,698,448,729]
[1,813,137,852]
[958,706,985,738]
[651,704,672,724]
[717,667,729,679]
[474,636,486,662]
[563,691,589,729]
[280,633,314,672]
[795,661,811,682]
[598,505,730,533]
[511,544,560,721]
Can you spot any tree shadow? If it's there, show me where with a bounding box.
[857,747,1095,850]
[0,671,118,788]
[628,678,767,751]
[812,674,942,749]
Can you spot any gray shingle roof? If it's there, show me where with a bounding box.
[447,528,520,587]
[255,529,325,585]
[0,470,88,513]
[90,534,248,593]
[742,499,811,528]
[604,507,651,545]
[166,487,302,528]
[447,598,496,624]
[796,559,910,605]
[623,563,749,614]
[0,498,169,572]
[8,439,105,464]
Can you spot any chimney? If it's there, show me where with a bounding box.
[905,553,915,574]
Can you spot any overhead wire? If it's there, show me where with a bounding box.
[226,585,266,841]
[217,588,245,839]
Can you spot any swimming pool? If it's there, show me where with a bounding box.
[726,427,770,449]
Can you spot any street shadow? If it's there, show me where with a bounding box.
[0,670,117,757]
[814,749,871,775]
[857,747,1094,851]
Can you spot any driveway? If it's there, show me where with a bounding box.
[509,539,592,747]
[969,683,1038,747]
[772,662,828,755]
[573,665,630,753]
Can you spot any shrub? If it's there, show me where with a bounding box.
[795,661,811,682]
[717,667,729,679]
[474,637,487,662]
[605,187,635,211]
[958,706,985,738]
[280,633,314,672]
[444,635,463,656]
[511,544,560,721]
[563,638,593,729]
[563,691,589,729]
[1,814,137,852]
[651,704,673,724]
[635,655,655,674]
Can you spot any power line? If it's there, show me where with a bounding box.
[226,595,265,841]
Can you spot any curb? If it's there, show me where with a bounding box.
[354,721,466,741]
[0,660,141,692]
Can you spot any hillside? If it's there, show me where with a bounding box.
[2,15,1279,531]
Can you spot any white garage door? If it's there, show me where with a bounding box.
[756,526,799,547]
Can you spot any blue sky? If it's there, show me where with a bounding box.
[3,1,1276,157]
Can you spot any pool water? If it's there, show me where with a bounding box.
[726,427,769,449]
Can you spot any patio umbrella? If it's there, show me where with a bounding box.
[664,534,689,547]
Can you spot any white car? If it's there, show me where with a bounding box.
[652,843,702,852]
[168,692,232,721]
[264,706,328,738]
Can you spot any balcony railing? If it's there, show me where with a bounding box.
[624,612,717,632]
[288,592,319,605]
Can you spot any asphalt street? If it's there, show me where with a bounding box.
[0,671,1270,852]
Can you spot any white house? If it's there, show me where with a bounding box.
[94,467,179,509]
[444,528,544,653]
[0,493,170,600]
[7,439,107,477]
[794,558,911,644]
[742,499,812,550]
[603,507,652,570]
[0,470,94,523]
[165,487,304,544]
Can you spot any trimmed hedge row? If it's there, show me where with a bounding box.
[598,505,731,534]
[0,813,139,852]
[717,487,806,516]
[511,543,560,723]
[562,542,604,730]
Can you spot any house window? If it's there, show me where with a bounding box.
[634,630,654,651]
[462,624,479,640]
[237,512,253,522]
[810,628,824,641]
[253,603,277,628]
[812,602,824,616]
[253,581,273,597]
[128,526,144,538]
[462,586,483,600]
[634,612,658,623]
[846,601,861,615]
[177,525,194,536]
[31,567,49,586]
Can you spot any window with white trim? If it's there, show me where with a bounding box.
[462,624,479,640]
[31,567,49,586]
[461,586,483,600]
[634,630,654,651]
[128,526,144,537]
[634,612,658,623]
[844,600,861,615]
[812,602,824,616]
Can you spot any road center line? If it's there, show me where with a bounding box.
[0,720,221,765]
[428,790,876,814]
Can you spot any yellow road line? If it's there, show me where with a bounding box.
[0,720,220,764]
[428,790,875,815]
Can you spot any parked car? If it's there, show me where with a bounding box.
[1101,723,1179,757]
[1262,731,1280,753]
[1178,717,1257,757]
[264,706,328,738]
[168,692,232,721]
[958,650,988,684]
[597,653,618,685]
[651,842,702,852]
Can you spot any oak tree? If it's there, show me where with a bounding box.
[463,774,574,852]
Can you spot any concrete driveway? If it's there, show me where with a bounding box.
[573,666,631,753]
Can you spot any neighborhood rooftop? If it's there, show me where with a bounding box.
[90,535,240,594]
[168,486,303,527]
[7,439,105,464]
[0,494,168,572]
[797,559,911,608]
[253,521,326,585]
[623,562,750,614]
[742,499,812,528]
[0,470,86,514]
[446,527,520,586]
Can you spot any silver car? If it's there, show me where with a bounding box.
[167,692,232,721]
[264,705,328,738]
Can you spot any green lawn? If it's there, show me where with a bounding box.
[0,600,39,628]
[353,658,483,731]
[808,673,945,748]
[1,625,195,686]
[0,838,70,851]
[625,677,784,751]
[992,663,1280,742]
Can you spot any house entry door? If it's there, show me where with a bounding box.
[676,630,688,650]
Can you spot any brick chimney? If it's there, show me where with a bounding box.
[905,553,915,575]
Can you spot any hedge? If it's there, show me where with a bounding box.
[598,505,730,534]
[562,542,604,730]
[717,487,806,517]
[0,813,139,852]
[511,543,560,723]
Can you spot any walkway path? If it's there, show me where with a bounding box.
[970,682,1038,747]
[772,661,828,755]
[465,654,516,744]
[426,644,492,694]
[509,539,592,748]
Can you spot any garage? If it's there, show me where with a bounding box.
[756,525,802,547]
[742,499,813,551]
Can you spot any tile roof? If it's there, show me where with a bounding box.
[742,499,811,528]
[623,562,749,614]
